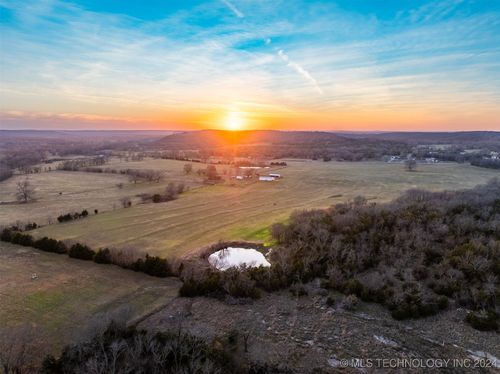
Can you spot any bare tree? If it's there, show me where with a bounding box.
[242,330,251,353]
[144,170,162,183]
[108,247,141,268]
[152,170,162,183]
[405,157,417,172]
[183,163,193,174]
[205,165,219,181]
[243,168,255,178]
[16,179,35,203]
[120,196,132,208]
[128,171,140,184]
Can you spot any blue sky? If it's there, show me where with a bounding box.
[0,0,499,130]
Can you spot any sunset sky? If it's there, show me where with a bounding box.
[0,0,499,131]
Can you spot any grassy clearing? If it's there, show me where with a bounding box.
[0,171,129,226]
[0,159,205,226]
[33,161,499,258]
[0,241,180,357]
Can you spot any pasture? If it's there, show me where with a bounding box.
[32,160,499,258]
[0,158,204,226]
[0,241,180,358]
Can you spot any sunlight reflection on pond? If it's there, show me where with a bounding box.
[208,247,271,271]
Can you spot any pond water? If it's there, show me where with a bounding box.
[208,247,271,271]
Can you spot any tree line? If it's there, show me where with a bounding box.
[57,156,108,171]
[58,158,165,184]
[57,209,91,223]
[38,321,290,374]
[470,156,500,170]
[0,229,172,278]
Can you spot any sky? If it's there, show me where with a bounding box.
[0,0,499,131]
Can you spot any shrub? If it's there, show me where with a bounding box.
[132,255,170,277]
[465,310,498,331]
[94,248,112,264]
[343,278,363,296]
[341,294,359,311]
[41,355,61,373]
[0,228,13,242]
[391,303,412,320]
[58,210,91,223]
[179,277,204,297]
[10,232,34,247]
[24,222,37,230]
[222,269,260,299]
[57,213,73,223]
[390,294,443,320]
[68,243,95,261]
[179,271,222,297]
[326,296,336,307]
[34,237,67,254]
[412,266,428,280]
[437,295,449,310]
[289,283,308,297]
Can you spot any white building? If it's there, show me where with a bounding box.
[425,157,439,163]
[259,176,275,181]
[388,155,401,162]
[235,176,244,180]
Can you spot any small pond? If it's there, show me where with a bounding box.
[208,247,271,271]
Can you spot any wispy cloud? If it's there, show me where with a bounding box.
[221,0,244,18]
[405,0,466,24]
[277,49,323,95]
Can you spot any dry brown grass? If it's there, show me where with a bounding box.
[0,241,180,359]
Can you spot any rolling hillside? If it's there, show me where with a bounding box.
[155,129,351,149]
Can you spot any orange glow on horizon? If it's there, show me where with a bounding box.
[3,102,499,131]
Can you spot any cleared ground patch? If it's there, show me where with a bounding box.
[32,161,500,257]
[0,241,180,358]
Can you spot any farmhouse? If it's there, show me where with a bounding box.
[235,175,244,180]
[425,157,439,163]
[387,155,401,162]
[259,176,275,181]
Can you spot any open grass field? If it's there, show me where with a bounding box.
[0,159,205,226]
[0,241,180,359]
[32,160,500,258]
[106,157,199,173]
[0,171,130,226]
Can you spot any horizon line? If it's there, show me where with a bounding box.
[1,128,499,134]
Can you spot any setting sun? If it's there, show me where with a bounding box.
[224,110,245,131]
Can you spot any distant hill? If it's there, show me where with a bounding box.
[155,129,349,149]
[360,131,500,144]
[0,130,176,140]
